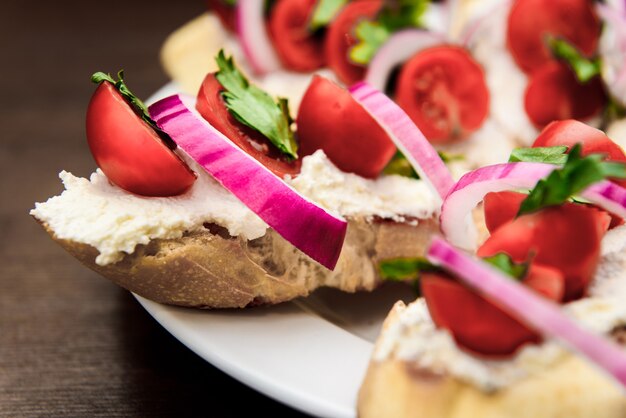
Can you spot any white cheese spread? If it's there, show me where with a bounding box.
[31,150,438,266]
[373,224,626,391]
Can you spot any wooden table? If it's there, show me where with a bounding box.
[0,1,309,415]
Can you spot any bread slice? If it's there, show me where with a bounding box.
[358,301,626,418]
[38,217,438,308]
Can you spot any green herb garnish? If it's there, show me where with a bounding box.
[547,37,602,84]
[350,0,431,65]
[383,150,462,178]
[483,253,528,280]
[518,144,626,216]
[379,257,438,282]
[508,146,569,165]
[383,151,419,178]
[215,50,298,159]
[310,0,347,30]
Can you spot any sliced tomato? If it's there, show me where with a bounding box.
[422,263,564,356]
[207,0,237,32]
[524,62,606,128]
[506,0,601,74]
[533,119,626,188]
[483,191,527,234]
[324,0,382,85]
[394,45,489,143]
[477,204,610,301]
[86,82,196,197]
[296,75,395,178]
[196,73,301,178]
[268,0,325,72]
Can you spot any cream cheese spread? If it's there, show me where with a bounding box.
[373,224,626,392]
[31,150,438,266]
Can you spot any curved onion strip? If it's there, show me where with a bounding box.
[349,82,455,201]
[459,0,512,48]
[428,236,626,391]
[149,94,347,270]
[440,162,626,250]
[236,0,282,75]
[364,29,445,91]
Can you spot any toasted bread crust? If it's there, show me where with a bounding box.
[358,302,626,418]
[39,217,438,308]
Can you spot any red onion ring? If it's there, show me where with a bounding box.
[236,0,282,75]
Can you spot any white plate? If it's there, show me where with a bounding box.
[135,284,414,418]
[142,84,416,417]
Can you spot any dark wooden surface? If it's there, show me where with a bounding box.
[0,1,309,416]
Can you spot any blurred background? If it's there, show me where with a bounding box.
[0,1,307,415]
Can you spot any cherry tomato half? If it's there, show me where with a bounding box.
[324,0,382,85]
[207,0,237,32]
[296,75,395,178]
[86,82,196,197]
[477,203,610,301]
[268,0,325,72]
[196,73,301,178]
[507,0,601,74]
[394,45,489,143]
[422,263,564,356]
[524,62,606,128]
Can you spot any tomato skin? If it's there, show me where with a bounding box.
[524,62,606,128]
[477,204,610,301]
[196,73,301,178]
[534,120,626,160]
[394,46,489,143]
[324,0,382,85]
[507,0,601,74]
[484,191,527,234]
[268,0,325,72]
[296,75,395,178]
[207,0,237,32]
[86,82,196,197]
[422,263,563,356]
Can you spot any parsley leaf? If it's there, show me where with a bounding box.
[483,253,528,280]
[350,0,431,65]
[518,144,626,216]
[379,257,439,282]
[383,151,419,178]
[310,0,347,31]
[383,150,462,178]
[547,37,602,84]
[508,146,568,164]
[215,50,298,159]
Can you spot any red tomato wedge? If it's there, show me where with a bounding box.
[422,263,564,356]
[268,0,325,72]
[506,0,601,74]
[483,191,527,234]
[208,0,237,32]
[86,82,196,197]
[324,0,382,85]
[524,62,606,128]
[394,45,489,143]
[196,73,301,178]
[477,204,610,301]
[296,75,395,178]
